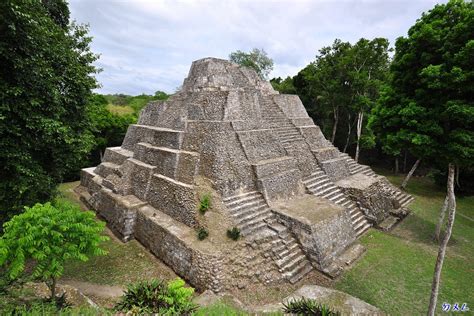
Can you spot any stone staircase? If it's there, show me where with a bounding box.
[340,153,414,208]
[385,185,414,207]
[302,169,371,237]
[340,153,376,176]
[260,98,306,150]
[223,191,313,283]
[223,191,271,236]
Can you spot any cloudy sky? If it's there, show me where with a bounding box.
[69,0,444,95]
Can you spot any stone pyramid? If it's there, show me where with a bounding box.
[78,58,413,292]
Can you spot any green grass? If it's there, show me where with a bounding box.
[57,182,178,286]
[106,103,134,116]
[335,171,474,315]
[194,302,248,316]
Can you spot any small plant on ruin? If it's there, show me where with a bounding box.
[226,227,241,240]
[282,297,340,316]
[198,194,211,214]
[115,278,197,315]
[197,227,209,240]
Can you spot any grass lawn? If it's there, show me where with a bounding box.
[106,103,135,116]
[335,170,474,315]
[57,182,178,287]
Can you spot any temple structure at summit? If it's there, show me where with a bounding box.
[78,57,413,292]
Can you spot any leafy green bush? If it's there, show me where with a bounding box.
[199,194,211,214]
[197,227,209,241]
[283,297,340,316]
[0,201,108,300]
[115,278,197,315]
[226,227,241,241]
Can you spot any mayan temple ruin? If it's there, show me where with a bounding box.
[78,57,413,292]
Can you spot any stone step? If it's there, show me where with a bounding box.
[227,199,267,213]
[279,253,307,273]
[322,189,343,200]
[356,222,371,236]
[275,242,300,259]
[241,221,268,236]
[238,210,272,227]
[332,196,347,205]
[311,184,338,196]
[276,130,300,136]
[341,199,353,207]
[352,214,366,226]
[225,193,262,207]
[223,191,260,203]
[302,175,327,186]
[328,192,345,203]
[305,177,330,188]
[233,204,269,220]
[307,180,332,191]
[354,218,370,233]
[268,223,287,234]
[288,261,313,284]
[94,162,121,178]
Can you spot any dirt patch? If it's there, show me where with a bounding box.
[192,176,246,251]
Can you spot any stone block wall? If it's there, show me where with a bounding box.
[272,202,356,270]
[134,206,225,292]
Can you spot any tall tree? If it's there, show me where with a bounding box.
[348,38,390,162]
[371,1,473,314]
[294,38,389,155]
[0,0,99,220]
[229,48,274,79]
[294,40,353,144]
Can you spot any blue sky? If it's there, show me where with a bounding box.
[69,0,445,95]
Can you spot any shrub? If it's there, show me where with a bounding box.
[226,227,241,240]
[0,201,108,300]
[282,297,340,316]
[115,278,197,315]
[198,194,211,214]
[197,227,209,241]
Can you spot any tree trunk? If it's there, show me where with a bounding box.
[48,277,57,300]
[456,165,460,188]
[331,106,339,144]
[403,150,408,172]
[427,163,456,316]
[434,195,449,242]
[401,159,421,190]
[354,111,364,163]
[343,113,352,153]
[395,157,399,174]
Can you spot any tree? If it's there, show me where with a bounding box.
[348,38,390,162]
[270,76,296,94]
[370,1,473,314]
[0,0,99,220]
[294,38,389,155]
[0,202,108,299]
[85,94,136,167]
[229,48,274,79]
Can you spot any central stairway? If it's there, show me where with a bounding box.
[223,191,313,283]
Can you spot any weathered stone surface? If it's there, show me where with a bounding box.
[79,57,412,293]
[272,195,356,270]
[337,174,403,225]
[135,206,225,292]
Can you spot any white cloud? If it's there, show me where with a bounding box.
[69,0,445,95]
